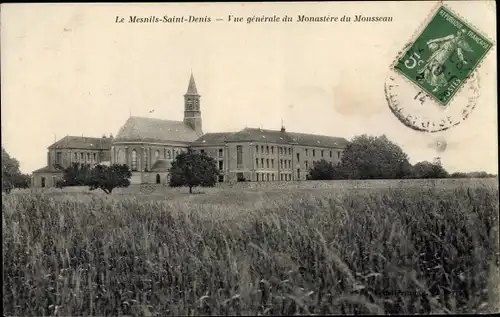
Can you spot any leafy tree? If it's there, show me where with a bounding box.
[449,171,497,178]
[60,162,92,187]
[411,161,449,179]
[2,147,26,193]
[309,159,344,180]
[169,149,220,193]
[339,134,412,179]
[12,173,31,189]
[86,164,131,194]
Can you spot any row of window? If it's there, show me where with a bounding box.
[254,145,341,159]
[255,158,294,169]
[304,148,341,159]
[55,151,98,164]
[255,145,292,156]
[255,173,293,181]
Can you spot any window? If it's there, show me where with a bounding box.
[74,153,78,161]
[155,150,160,162]
[218,175,224,182]
[289,160,292,167]
[289,148,292,155]
[297,168,300,179]
[255,158,259,168]
[219,161,223,170]
[266,173,269,181]
[305,161,309,169]
[272,174,275,181]
[256,145,259,153]
[156,174,161,184]
[236,146,243,167]
[284,160,287,169]
[313,149,316,157]
[144,150,149,171]
[261,145,264,153]
[280,147,283,155]
[131,150,138,171]
[321,150,324,157]
[271,159,274,168]
[80,152,84,161]
[305,149,308,156]
[271,146,274,154]
[93,153,97,162]
[41,177,46,188]
[167,150,172,159]
[297,153,300,161]
[266,159,269,168]
[280,174,283,181]
[266,146,269,154]
[219,149,223,157]
[338,151,341,159]
[280,159,283,168]
[261,158,264,166]
[56,152,62,164]
[87,153,90,161]
[256,173,259,181]
[330,150,332,158]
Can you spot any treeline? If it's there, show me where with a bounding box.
[307,135,497,181]
[2,148,31,193]
[55,162,132,194]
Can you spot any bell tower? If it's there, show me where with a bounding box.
[184,72,203,136]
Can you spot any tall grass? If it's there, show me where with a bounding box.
[3,181,499,315]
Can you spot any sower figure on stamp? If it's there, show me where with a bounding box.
[417,29,474,92]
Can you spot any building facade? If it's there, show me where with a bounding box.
[32,136,112,187]
[32,73,348,187]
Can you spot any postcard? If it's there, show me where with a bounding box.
[2,1,497,316]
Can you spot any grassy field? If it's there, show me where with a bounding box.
[3,179,499,316]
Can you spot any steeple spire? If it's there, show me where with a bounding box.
[186,71,199,95]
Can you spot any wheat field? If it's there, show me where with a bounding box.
[3,179,499,316]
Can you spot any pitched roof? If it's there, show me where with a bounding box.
[191,127,348,148]
[32,164,65,174]
[48,136,112,150]
[114,116,199,143]
[151,159,171,172]
[190,132,237,146]
[287,132,348,148]
[185,72,199,95]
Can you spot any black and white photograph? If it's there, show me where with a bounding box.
[1,1,498,315]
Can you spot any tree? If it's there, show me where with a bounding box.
[309,159,344,180]
[169,149,220,193]
[411,161,449,179]
[449,171,497,178]
[12,173,31,189]
[60,162,92,187]
[2,147,26,193]
[86,164,131,194]
[339,134,412,179]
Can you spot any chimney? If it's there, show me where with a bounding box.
[280,118,286,132]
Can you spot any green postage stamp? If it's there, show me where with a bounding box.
[393,5,493,107]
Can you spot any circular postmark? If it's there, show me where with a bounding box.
[384,70,480,133]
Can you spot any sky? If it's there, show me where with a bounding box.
[1,1,497,174]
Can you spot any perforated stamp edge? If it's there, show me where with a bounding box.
[388,1,495,108]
